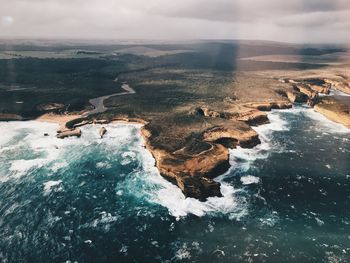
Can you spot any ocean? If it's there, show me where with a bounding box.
[0,104,349,262]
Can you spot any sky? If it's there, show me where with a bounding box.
[1,0,350,43]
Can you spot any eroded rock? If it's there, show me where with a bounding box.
[140,115,261,200]
[286,90,308,103]
[37,103,65,113]
[99,127,107,138]
[295,84,318,99]
[325,79,350,94]
[57,128,82,139]
[314,97,350,128]
[243,101,292,111]
[0,113,23,121]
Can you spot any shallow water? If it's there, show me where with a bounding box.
[0,105,350,262]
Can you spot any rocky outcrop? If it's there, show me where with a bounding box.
[325,79,350,94]
[308,83,330,94]
[233,110,269,126]
[140,115,262,200]
[243,101,292,111]
[99,127,107,138]
[295,84,318,99]
[195,106,269,126]
[286,90,308,103]
[314,97,350,128]
[37,103,66,113]
[0,113,23,121]
[202,125,260,148]
[195,107,222,118]
[57,128,82,139]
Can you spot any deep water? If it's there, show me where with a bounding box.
[0,105,350,262]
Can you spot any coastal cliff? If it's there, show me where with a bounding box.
[140,115,261,200]
[314,97,350,128]
[325,79,350,94]
[4,73,350,201]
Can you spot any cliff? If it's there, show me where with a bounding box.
[140,114,261,200]
[314,97,350,128]
[325,79,350,95]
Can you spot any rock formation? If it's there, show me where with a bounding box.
[0,114,23,121]
[325,79,350,94]
[286,90,308,103]
[233,110,269,126]
[140,115,261,200]
[314,97,350,128]
[308,83,331,94]
[37,103,66,113]
[57,128,82,139]
[242,101,292,111]
[295,84,318,99]
[99,127,107,138]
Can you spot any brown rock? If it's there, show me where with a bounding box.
[37,103,65,113]
[324,79,350,94]
[309,84,330,94]
[202,125,260,148]
[57,128,82,139]
[307,99,316,107]
[314,97,350,128]
[243,101,292,111]
[0,113,23,121]
[234,110,269,126]
[176,176,222,200]
[99,127,107,138]
[140,116,262,200]
[295,84,318,99]
[286,90,308,103]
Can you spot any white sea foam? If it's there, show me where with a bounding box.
[241,175,260,185]
[0,121,252,219]
[330,89,350,97]
[96,161,112,169]
[0,121,70,181]
[3,108,347,220]
[228,109,290,175]
[120,151,137,165]
[43,180,62,195]
[9,159,46,178]
[302,109,350,134]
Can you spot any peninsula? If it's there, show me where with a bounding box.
[1,40,350,200]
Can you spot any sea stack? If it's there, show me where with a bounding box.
[57,128,82,139]
[99,127,107,138]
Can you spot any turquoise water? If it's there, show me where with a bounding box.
[0,105,350,262]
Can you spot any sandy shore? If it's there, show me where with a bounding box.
[36,113,82,130]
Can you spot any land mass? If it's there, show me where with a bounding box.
[1,40,350,200]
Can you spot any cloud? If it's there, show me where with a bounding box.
[0,0,349,43]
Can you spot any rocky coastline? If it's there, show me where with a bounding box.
[2,76,350,200]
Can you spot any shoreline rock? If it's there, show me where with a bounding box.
[325,79,350,95]
[57,128,82,139]
[242,101,292,111]
[0,113,23,121]
[4,75,349,201]
[140,115,262,200]
[314,97,350,128]
[99,127,107,138]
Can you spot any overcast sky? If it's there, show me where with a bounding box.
[1,0,350,43]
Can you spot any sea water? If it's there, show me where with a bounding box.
[0,105,350,262]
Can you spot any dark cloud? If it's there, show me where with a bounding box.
[0,0,349,43]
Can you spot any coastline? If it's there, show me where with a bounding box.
[3,76,350,201]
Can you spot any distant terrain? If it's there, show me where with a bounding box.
[0,39,347,118]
